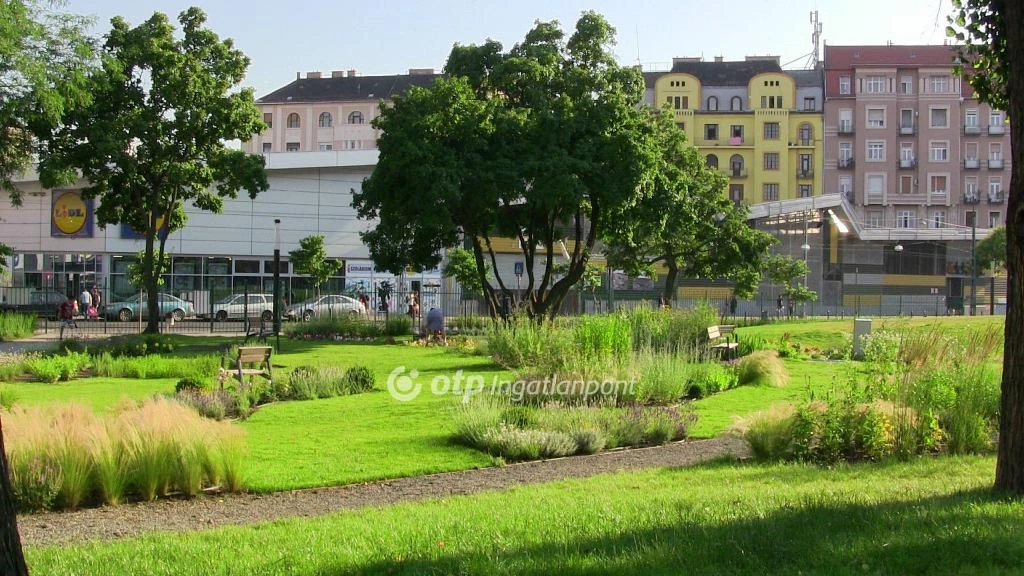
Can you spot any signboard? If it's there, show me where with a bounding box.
[50,190,94,238]
[346,261,376,276]
[120,214,169,240]
[514,261,524,276]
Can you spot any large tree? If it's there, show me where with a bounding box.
[1,2,94,572]
[949,0,1024,493]
[976,226,1007,272]
[353,13,656,320]
[39,7,269,333]
[603,110,775,304]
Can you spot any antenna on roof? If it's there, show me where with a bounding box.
[807,10,823,69]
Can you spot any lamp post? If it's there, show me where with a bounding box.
[800,241,810,317]
[970,216,977,316]
[273,219,281,351]
[894,243,904,316]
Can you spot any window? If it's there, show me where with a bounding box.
[318,143,332,151]
[899,75,913,94]
[839,76,851,95]
[763,122,780,139]
[263,112,273,129]
[867,108,885,128]
[839,109,853,132]
[318,112,333,128]
[929,107,949,128]
[839,176,852,196]
[867,174,885,195]
[965,109,978,128]
[731,125,743,139]
[900,142,914,162]
[706,154,719,168]
[930,175,948,195]
[729,184,744,204]
[729,154,744,175]
[899,175,913,194]
[928,76,949,93]
[344,140,360,150]
[896,210,915,228]
[929,141,949,162]
[839,142,852,161]
[762,183,779,201]
[286,113,300,128]
[799,154,812,173]
[989,177,1002,197]
[931,210,947,228]
[286,142,300,152]
[706,96,718,111]
[990,111,1004,126]
[867,141,885,161]
[763,152,779,170]
[671,96,689,109]
[234,260,260,274]
[965,177,978,197]
[966,211,977,228]
[262,142,271,153]
[799,123,812,144]
[865,75,886,93]
[990,143,1003,161]
[348,111,364,124]
[868,211,883,228]
[989,212,1002,228]
[799,184,812,198]
[965,142,979,160]
[730,96,742,111]
[803,97,816,111]
[705,124,719,141]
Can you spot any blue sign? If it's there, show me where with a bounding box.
[514,261,524,276]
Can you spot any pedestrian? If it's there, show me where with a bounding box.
[90,285,101,311]
[729,294,738,317]
[79,286,93,318]
[425,307,446,344]
[776,294,784,317]
[59,295,77,339]
[787,297,794,319]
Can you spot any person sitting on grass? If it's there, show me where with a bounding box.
[425,307,446,344]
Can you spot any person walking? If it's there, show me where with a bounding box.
[59,295,78,339]
[79,287,93,319]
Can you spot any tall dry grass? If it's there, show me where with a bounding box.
[3,397,245,511]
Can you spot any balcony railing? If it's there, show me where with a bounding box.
[988,124,1006,135]
[728,136,746,146]
[797,168,814,179]
[898,158,916,169]
[964,124,981,135]
[900,124,916,135]
[838,122,854,134]
[864,192,885,205]
[988,158,1004,169]
[963,158,980,169]
[989,191,1005,203]
[726,167,748,178]
[797,138,813,146]
[838,157,855,169]
[963,192,981,205]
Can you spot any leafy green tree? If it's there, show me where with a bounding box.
[443,247,489,297]
[126,251,170,290]
[976,226,1007,273]
[38,8,268,333]
[289,235,342,298]
[353,13,655,320]
[0,2,94,571]
[603,110,775,304]
[949,0,1024,493]
[764,253,818,307]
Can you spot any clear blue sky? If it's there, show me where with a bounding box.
[67,0,953,98]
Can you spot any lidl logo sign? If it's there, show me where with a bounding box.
[50,190,93,237]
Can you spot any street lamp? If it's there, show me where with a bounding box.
[273,219,281,351]
[894,243,904,315]
[800,241,810,317]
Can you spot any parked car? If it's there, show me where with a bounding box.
[0,290,66,320]
[105,293,195,322]
[206,293,275,322]
[286,294,366,321]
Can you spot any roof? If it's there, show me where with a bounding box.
[787,68,823,88]
[668,59,782,86]
[258,74,440,104]
[824,45,960,69]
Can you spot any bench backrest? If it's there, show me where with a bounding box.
[237,346,272,365]
[707,326,722,340]
[719,325,736,334]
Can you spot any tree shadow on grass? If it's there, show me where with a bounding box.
[331,486,1023,576]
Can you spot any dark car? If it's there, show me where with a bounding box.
[0,290,67,320]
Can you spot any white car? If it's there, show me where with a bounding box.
[287,294,366,321]
[209,293,275,322]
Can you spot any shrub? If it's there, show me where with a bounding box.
[737,335,771,357]
[9,453,61,512]
[0,351,35,382]
[574,315,632,362]
[605,405,695,447]
[735,351,789,388]
[285,315,380,340]
[0,311,35,341]
[342,365,375,394]
[632,350,691,404]
[175,389,237,421]
[175,377,212,394]
[738,404,796,461]
[383,315,413,336]
[686,362,737,399]
[286,365,376,401]
[570,428,606,454]
[93,353,219,381]
[452,397,505,448]
[482,424,543,461]
[538,430,577,458]
[0,386,17,410]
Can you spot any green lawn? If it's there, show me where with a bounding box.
[25,456,1023,575]
[2,377,177,411]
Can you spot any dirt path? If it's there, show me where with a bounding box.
[19,436,748,547]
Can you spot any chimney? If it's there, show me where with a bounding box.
[306,71,322,79]
[331,70,346,78]
[296,72,300,80]
[714,56,723,63]
[407,68,435,75]
[347,69,358,77]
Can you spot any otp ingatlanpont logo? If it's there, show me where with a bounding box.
[386,366,421,401]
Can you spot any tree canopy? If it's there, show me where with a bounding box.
[603,110,775,303]
[976,226,1007,273]
[38,7,268,332]
[353,13,657,320]
[763,253,818,305]
[289,235,342,297]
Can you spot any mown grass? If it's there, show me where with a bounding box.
[3,378,178,411]
[25,456,1024,575]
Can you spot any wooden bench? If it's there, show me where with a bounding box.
[244,318,271,344]
[707,325,739,360]
[222,346,273,386]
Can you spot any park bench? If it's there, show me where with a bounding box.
[707,324,739,360]
[244,318,271,344]
[222,346,273,386]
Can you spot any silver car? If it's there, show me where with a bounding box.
[209,293,275,322]
[287,295,366,321]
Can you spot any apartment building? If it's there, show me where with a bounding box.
[824,45,1010,312]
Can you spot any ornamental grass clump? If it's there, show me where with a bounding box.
[735,350,789,388]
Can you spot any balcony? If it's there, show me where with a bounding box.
[964,124,981,135]
[728,136,746,146]
[898,158,916,169]
[989,191,1005,203]
[988,124,1006,135]
[963,192,981,205]
[864,191,885,205]
[797,167,814,179]
[900,124,916,135]
[725,167,748,178]
[988,158,1004,169]
[838,157,855,170]
[838,122,854,135]
[796,138,813,146]
[963,158,980,170]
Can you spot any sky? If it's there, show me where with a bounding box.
[66,0,954,98]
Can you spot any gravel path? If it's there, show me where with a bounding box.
[19,436,749,547]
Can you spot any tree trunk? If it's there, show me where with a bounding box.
[662,256,679,307]
[0,416,29,576]
[995,0,1024,494]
